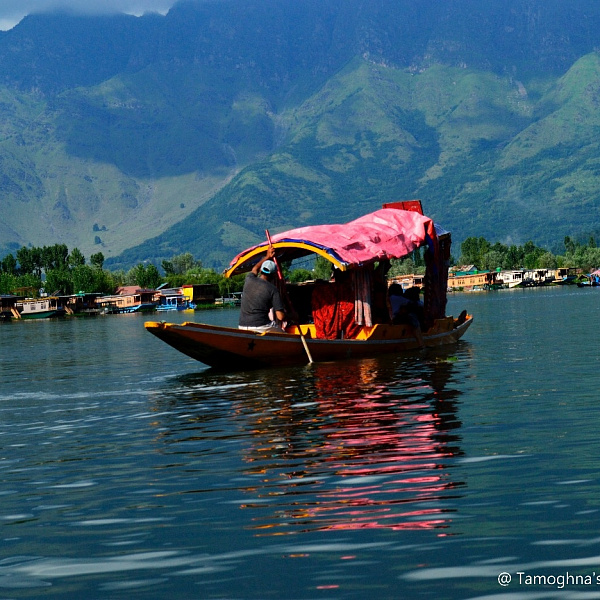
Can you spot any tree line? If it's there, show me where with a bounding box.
[0,246,238,297]
[2,235,599,297]
[457,235,600,272]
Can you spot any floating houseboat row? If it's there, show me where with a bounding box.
[388,267,583,293]
[0,283,220,321]
[446,267,581,292]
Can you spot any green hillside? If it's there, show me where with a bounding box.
[112,55,600,269]
[2,1,600,269]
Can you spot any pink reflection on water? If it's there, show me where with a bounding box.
[241,358,464,535]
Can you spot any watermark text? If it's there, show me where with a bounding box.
[498,571,600,589]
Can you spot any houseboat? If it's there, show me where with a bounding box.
[552,267,578,284]
[523,269,554,287]
[497,270,525,288]
[215,292,242,307]
[156,290,193,311]
[448,270,500,291]
[65,293,101,316]
[15,296,66,319]
[96,288,158,314]
[182,284,219,306]
[389,274,425,290]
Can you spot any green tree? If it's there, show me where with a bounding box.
[564,236,576,255]
[504,245,523,269]
[536,251,558,269]
[69,248,86,268]
[481,250,504,271]
[129,264,163,289]
[71,265,96,293]
[162,259,175,276]
[288,268,313,282]
[90,252,105,270]
[72,265,114,293]
[1,253,17,275]
[459,237,491,267]
[171,252,201,274]
[388,257,425,276]
[16,247,35,276]
[109,269,126,288]
[30,247,43,277]
[572,246,600,272]
[144,264,163,289]
[41,244,69,271]
[45,269,73,295]
[0,272,18,294]
[313,256,332,280]
[222,273,245,296]
[523,241,545,269]
[0,272,41,295]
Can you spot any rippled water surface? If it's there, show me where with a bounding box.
[2,287,600,599]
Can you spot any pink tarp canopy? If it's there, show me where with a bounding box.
[225,208,438,276]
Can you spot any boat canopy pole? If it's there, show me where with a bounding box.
[267,228,313,364]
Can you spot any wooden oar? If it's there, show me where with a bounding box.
[265,229,314,364]
[299,330,314,364]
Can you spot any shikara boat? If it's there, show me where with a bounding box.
[145,201,472,369]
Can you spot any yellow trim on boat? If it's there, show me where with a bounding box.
[224,241,346,278]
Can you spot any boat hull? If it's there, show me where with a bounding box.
[20,309,65,319]
[145,316,473,370]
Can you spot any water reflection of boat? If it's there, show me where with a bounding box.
[145,202,472,370]
[242,357,464,533]
[152,350,466,534]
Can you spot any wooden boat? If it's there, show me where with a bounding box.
[145,317,471,369]
[145,201,472,369]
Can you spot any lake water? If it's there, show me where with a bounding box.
[2,286,600,599]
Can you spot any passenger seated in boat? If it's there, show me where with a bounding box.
[371,259,392,324]
[238,247,287,333]
[388,284,424,346]
[311,270,361,340]
[285,282,314,325]
[403,286,424,327]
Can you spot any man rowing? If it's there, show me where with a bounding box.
[238,246,287,332]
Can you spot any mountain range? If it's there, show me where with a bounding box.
[2,0,600,270]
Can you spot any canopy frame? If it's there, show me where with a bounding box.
[224,202,437,278]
